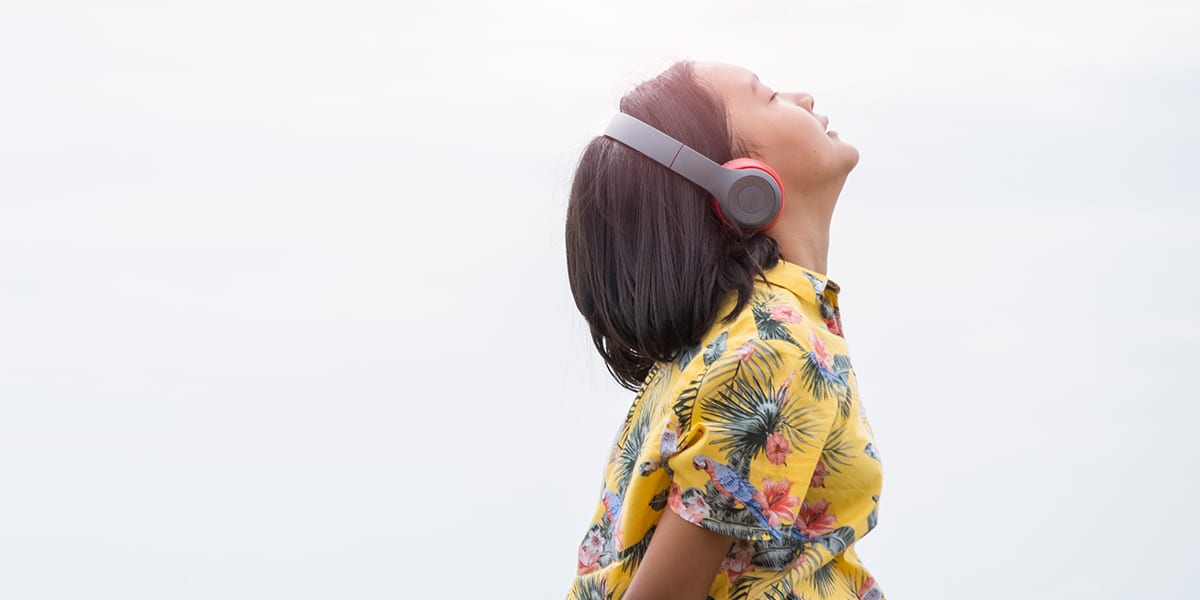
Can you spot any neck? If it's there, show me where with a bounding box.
[769,215,831,276]
[767,180,843,276]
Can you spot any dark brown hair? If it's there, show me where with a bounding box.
[565,60,781,391]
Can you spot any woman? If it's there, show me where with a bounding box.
[564,60,885,600]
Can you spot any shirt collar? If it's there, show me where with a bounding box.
[760,259,841,305]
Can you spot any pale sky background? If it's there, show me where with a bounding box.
[2,1,1198,598]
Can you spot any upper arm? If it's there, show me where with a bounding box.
[621,507,733,600]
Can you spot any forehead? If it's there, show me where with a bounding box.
[694,61,755,98]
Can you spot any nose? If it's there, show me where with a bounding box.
[786,92,815,111]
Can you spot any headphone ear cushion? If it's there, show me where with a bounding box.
[715,158,786,233]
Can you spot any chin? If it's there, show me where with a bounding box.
[840,144,861,172]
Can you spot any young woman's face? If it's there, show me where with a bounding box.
[695,62,859,196]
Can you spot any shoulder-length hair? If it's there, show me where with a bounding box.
[565,60,781,391]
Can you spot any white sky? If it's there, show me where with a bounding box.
[2,1,1198,598]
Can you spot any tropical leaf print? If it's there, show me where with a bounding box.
[798,333,848,404]
[704,331,730,365]
[676,343,700,372]
[695,511,765,539]
[831,355,854,418]
[732,572,798,600]
[616,408,652,492]
[751,292,802,347]
[709,338,784,387]
[673,372,704,433]
[867,495,879,532]
[751,540,807,570]
[811,561,839,599]
[648,488,669,511]
[762,578,803,600]
[569,573,613,600]
[676,338,780,444]
[704,373,828,474]
[730,573,767,600]
[617,364,663,436]
[832,354,853,373]
[616,524,655,574]
[788,544,826,579]
[819,422,856,474]
[817,295,836,321]
[817,526,857,557]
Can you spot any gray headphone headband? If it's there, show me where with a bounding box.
[602,112,735,199]
[601,112,784,233]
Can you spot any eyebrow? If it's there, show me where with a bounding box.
[749,74,759,96]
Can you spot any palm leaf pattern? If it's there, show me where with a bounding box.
[818,526,857,557]
[569,574,613,600]
[752,540,807,570]
[704,330,729,365]
[798,351,847,404]
[675,329,730,372]
[819,422,856,474]
[707,338,783,387]
[730,574,767,600]
[673,371,704,433]
[648,488,669,511]
[616,524,655,574]
[676,343,700,372]
[616,407,653,492]
[751,292,802,347]
[703,347,828,474]
[694,516,748,539]
[733,573,799,600]
[831,355,854,418]
[811,561,839,598]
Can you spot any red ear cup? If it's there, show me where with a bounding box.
[715,158,786,233]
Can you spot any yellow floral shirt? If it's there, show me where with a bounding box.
[568,260,885,600]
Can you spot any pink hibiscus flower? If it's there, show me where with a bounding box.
[795,498,837,539]
[858,576,879,598]
[825,316,844,337]
[770,304,803,324]
[756,476,801,527]
[668,483,711,523]
[577,528,605,574]
[809,330,834,371]
[736,341,756,361]
[766,432,792,465]
[810,460,829,488]
[719,539,756,582]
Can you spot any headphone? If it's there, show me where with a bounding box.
[603,112,785,234]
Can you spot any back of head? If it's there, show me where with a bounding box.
[565,60,781,391]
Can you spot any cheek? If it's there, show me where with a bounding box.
[773,129,828,173]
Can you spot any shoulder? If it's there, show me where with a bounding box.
[672,281,814,375]
[666,277,853,421]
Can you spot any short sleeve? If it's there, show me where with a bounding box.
[665,337,839,542]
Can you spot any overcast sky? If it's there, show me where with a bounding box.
[2,1,1198,598]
